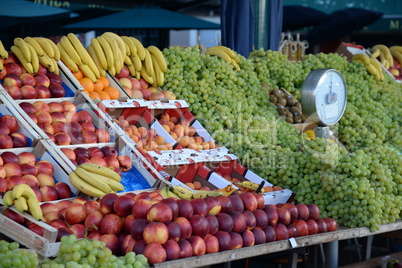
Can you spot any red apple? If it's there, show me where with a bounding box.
[173,216,192,240]
[143,242,167,265]
[130,218,148,240]
[215,230,232,251]
[99,192,118,215]
[228,195,244,212]
[296,203,310,221]
[163,239,180,261]
[143,222,169,245]
[307,204,320,220]
[323,218,337,232]
[54,182,72,199]
[189,215,209,238]
[293,219,309,237]
[177,199,193,219]
[101,213,123,235]
[64,202,87,225]
[263,225,277,242]
[84,200,100,215]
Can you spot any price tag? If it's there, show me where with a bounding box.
[289,237,297,248]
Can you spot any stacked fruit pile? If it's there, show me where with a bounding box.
[0,114,30,149]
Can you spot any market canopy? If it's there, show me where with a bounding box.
[282,5,330,31]
[0,0,76,28]
[63,7,220,30]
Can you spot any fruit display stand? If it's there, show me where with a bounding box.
[0,139,77,257]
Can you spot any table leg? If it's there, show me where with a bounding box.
[324,240,338,268]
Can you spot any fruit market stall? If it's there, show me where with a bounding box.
[0,31,401,268]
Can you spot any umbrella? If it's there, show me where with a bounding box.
[305,7,383,46]
[63,7,220,30]
[282,5,330,31]
[0,0,75,28]
[220,0,254,57]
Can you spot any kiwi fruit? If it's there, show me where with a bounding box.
[294,102,302,111]
[276,104,286,115]
[293,115,302,123]
[276,97,287,106]
[272,88,283,98]
[286,97,297,107]
[269,95,277,104]
[285,116,294,124]
[289,106,302,117]
[301,114,307,123]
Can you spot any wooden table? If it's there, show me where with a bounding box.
[154,221,402,268]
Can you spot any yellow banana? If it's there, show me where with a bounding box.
[85,52,101,79]
[11,45,34,73]
[369,58,384,81]
[140,65,154,84]
[159,186,170,199]
[39,53,55,70]
[0,40,8,59]
[2,191,14,207]
[78,63,97,83]
[78,163,121,182]
[125,54,133,66]
[94,173,124,192]
[166,188,181,199]
[87,44,107,77]
[24,37,44,57]
[27,196,43,221]
[102,33,120,65]
[235,181,265,193]
[231,58,241,71]
[219,185,238,196]
[192,189,222,199]
[390,48,402,67]
[131,53,142,72]
[130,37,145,60]
[150,54,164,86]
[215,45,240,63]
[97,36,114,70]
[121,36,137,56]
[43,37,60,60]
[114,48,124,74]
[67,33,89,65]
[26,43,40,73]
[75,167,114,194]
[69,171,106,198]
[170,185,196,200]
[49,57,60,74]
[34,37,55,58]
[142,48,154,77]
[370,47,381,58]
[0,60,3,71]
[147,45,167,72]
[103,32,126,60]
[12,184,36,200]
[60,35,82,65]
[127,63,137,77]
[373,44,392,68]
[14,37,32,63]
[205,47,232,63]
[90,37,108,70]
[352,53,370,65]
[108,65,116,76]
[14,196,28,214]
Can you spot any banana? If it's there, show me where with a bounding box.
[108,65,116,76]
[26,196,43,221]
[2,191,14,207]
[192,189,223,199]
[114,48,124,74]
[231,58,241,71]
[370,47,381,58]
[87,44,107,77]
[103,32,126,60]
[49,57,59,74]
[10,45,34,73]
[39,53,54,69]
[93,173,124,192]
[90,37,108,70]
[24,37,44,57]
[147,45,167,72]
[390,48,402,67]
[67,33,90,65]
[352,53,370,65]
[159,186,169,199]
[26,43,40,73]
[69,171,106,198]
[14,196,28,213]
[166,188,181,199]
[75,167,114,194]
[150,54,164,86]
[0,60,3,71]
[14,37,32,63]
[0,40,8,59]
[124,54,133,66]
[78,63,97,83]
[142,48,154,78]
[59,43,80,72]
[373,44,393,68]
[215,45,240,63]
[219,185,238,196]
[369,58,384,81]
[127,63,137,77]
[60,35,82,65]
[205,47,232,63]
[170,185,196,200]
[86,52,101,79]
[121,36,137,56]
[78,163,121,182]
[12,184,37,200]
[34,37,55,58]
[130,37,145,60]
[140,65,154,84]
[43,37,60,61]
[365,61,379,77]
[131,53,142,72]
[235,181,265,193]
[97,36,114,70]
[102,33,120,66]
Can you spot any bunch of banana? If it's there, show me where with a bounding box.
[204,45,240,71]
[169,185,222,200]
[370,44,393,69]
[2,184,43,221]
[57,33,100,82]
[389,46,402,71]
[234,181,266,193]
[217,184,238,196]
[352,53,384,81]
[158,186,181,199]
[10,36,60,74]
[0,40,8,70]
[68,163,124,198]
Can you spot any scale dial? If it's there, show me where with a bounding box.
[301,69,347,126]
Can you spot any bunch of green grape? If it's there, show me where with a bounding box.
[0,239,40,267]
[42,235,149,268]
[162,46,402,231]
